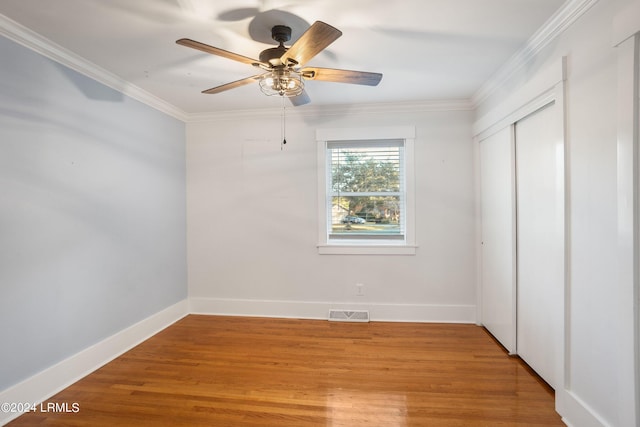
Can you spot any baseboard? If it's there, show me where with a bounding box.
[557,389,611,427]
[189,297,476,323]
[0,299,189,426]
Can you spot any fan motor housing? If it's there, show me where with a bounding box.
[259,45,287,65]
[259,25,292,66]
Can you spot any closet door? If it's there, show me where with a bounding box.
[480,127,516,353]
[515,102,564,389]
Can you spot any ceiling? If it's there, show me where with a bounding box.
[0,0,567,115]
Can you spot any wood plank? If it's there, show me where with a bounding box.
[7,315,563,426]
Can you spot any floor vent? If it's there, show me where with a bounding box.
[328,309,370,322]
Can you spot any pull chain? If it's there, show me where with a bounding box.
[281,96,287,150]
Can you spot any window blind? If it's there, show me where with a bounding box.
[327,139,405,241]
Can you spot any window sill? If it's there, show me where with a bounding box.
[317,244,417,255]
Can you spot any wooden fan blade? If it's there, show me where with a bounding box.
[301,67,382,86]
[201,74,264,94]
[176,38,267,67]
[280,21,342,67]
[289,90,311,106]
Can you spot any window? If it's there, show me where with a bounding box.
[328,140,404,239]
[316,127,416,255]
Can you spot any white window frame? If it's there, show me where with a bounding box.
[316,126,416,255]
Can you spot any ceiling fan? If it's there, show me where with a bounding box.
[176,21,383,106]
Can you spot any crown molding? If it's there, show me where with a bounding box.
[0,13,189,122]
[0,11,470,124]
[2,0,591,123]
[185,99,474,122]
[471,0,599,107]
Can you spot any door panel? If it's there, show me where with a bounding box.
[480,127,516,353]
[515,102,564,389]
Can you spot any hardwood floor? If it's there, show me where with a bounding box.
[8,315,564,426]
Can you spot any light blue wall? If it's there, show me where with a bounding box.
[0,36,187,390]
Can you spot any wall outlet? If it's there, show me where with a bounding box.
[356,283,365,296]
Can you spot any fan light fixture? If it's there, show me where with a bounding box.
[259,69,304,97]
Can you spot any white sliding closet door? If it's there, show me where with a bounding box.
[480,127,516,353]
[515,102,564,389]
